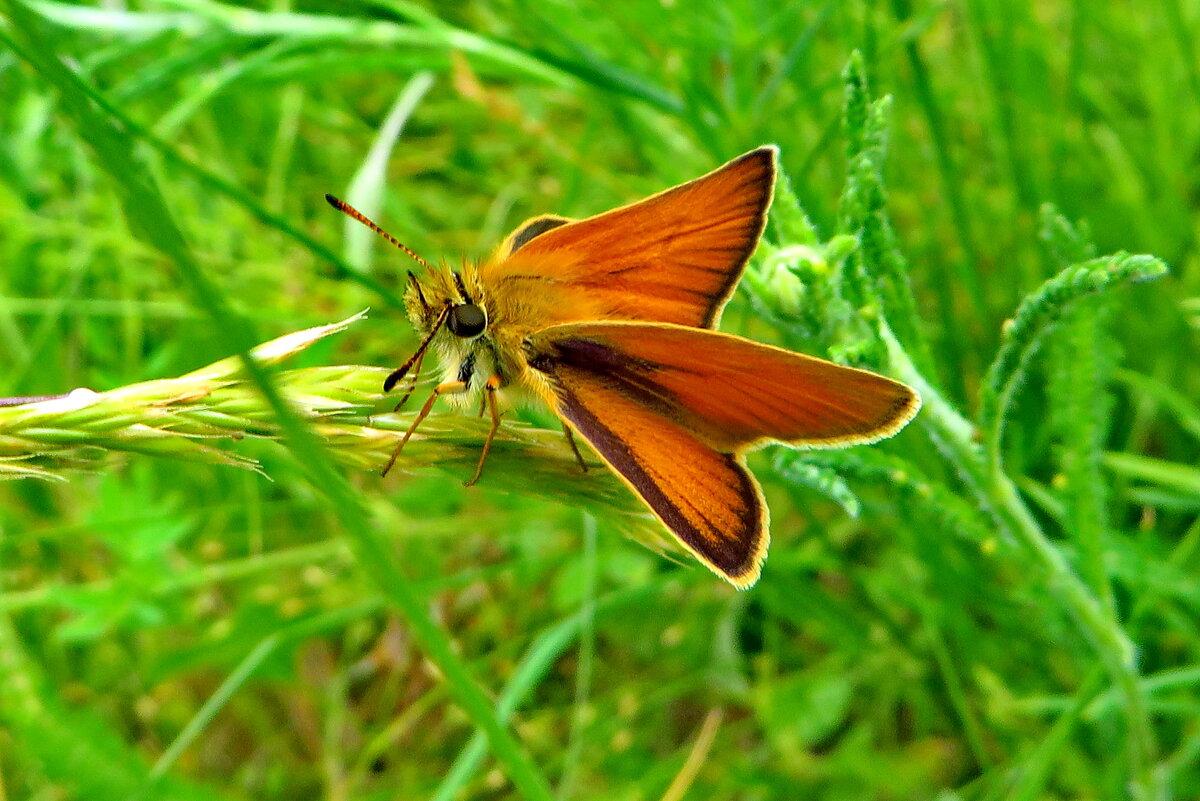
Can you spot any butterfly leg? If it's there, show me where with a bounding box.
[382,380,467,477]
[561,422,588,473]
[464,376,502,487]
[392,349,426,412]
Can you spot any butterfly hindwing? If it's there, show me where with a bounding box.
[501,215,572,256]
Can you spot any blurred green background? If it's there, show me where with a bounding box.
[1,0,1199,799]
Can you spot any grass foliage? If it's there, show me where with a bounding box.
[1,1,1198,799]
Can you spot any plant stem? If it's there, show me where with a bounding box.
[882,324,1157,795]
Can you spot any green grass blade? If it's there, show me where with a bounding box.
[339,72,434,272]
[2,5,555,798]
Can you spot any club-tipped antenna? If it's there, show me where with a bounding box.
[325,194,431,272]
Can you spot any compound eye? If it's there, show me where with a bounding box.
[448,303,487,338]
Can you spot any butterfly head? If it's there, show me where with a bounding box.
[404,266,489,339]
[393,263,504,400]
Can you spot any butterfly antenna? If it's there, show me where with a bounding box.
[325,194,431,272]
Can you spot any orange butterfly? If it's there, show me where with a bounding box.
[327,147,920,587]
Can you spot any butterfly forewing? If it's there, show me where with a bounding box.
[481,147,776,331]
